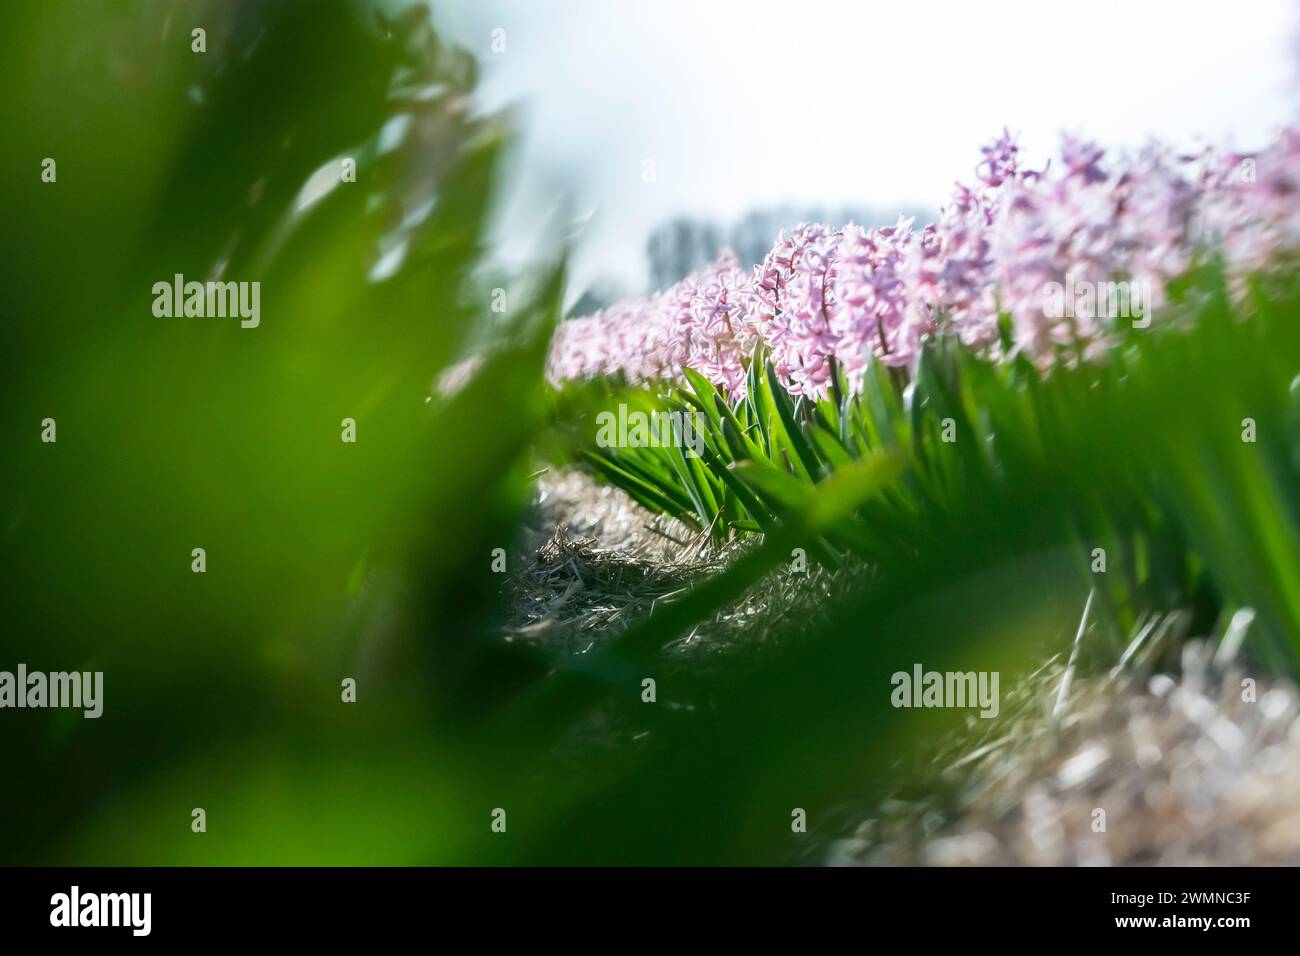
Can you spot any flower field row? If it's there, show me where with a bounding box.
[543,125,1300,677]
[548,128,1300,401]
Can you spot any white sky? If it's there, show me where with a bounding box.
[437,0,1298,298]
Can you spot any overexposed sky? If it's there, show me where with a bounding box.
[437,0,1298,297]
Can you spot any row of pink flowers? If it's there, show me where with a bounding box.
[548,127,1300,401]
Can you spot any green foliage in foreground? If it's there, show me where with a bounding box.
[5,0,1299,866]
[555,267,1300,672]
[1,0,565,864]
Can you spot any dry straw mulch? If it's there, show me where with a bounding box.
[506,469,1300,865]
